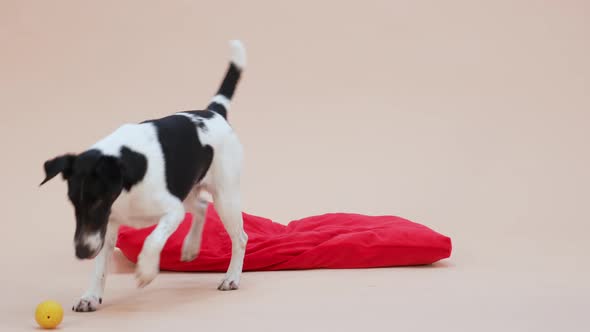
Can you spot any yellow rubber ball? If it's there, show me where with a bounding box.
[35,300,64,329]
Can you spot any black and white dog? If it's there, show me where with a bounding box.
[40,40,248,312]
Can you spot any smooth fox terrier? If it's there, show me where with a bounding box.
[40,40,248,312]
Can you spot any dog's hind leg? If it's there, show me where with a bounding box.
[181,186,209,262]
[213,188,248,290]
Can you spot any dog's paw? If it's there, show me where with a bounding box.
[218,276,240,291]
[181,240,201,262]
[73,295,101,312]
[135,252,159,288]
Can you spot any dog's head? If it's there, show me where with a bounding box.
[40,150,125,259]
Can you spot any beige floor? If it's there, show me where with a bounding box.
[1,1,589,331]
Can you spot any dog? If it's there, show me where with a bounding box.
[40,40,249,312]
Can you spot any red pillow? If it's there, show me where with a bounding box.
[116,205,452,271]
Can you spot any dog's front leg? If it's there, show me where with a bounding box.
[136,200,185,288]
[73,222,119,312]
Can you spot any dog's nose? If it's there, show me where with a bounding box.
[75,245,93,259]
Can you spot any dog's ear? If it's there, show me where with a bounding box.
[40,154,77,186]
[93,148,147,191]
[119,147,148,191]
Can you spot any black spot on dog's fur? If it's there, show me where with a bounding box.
[196,120,207,131]
[142,115,213,200]
[205,103,227,119]
[195,145,213,184]
[185,110,215,132]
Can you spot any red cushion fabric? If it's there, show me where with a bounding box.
[116,205,452,271]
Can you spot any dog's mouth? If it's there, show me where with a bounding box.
[88,250,100,260]
[76,249,101,260]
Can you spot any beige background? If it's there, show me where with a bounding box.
[1,0,589,331]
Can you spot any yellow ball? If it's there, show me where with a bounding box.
[35,300,64,329]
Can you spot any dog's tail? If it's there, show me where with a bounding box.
[207,40,246,120]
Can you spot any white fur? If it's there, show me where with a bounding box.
[73,41,249,311]
[229,40,246,69]
[82,232,103,252]
[209,94,231,112]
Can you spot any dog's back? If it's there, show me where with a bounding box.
[91,41,246,222]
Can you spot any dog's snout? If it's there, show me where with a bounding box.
[75,245,94,259]
[74,231,103,259]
